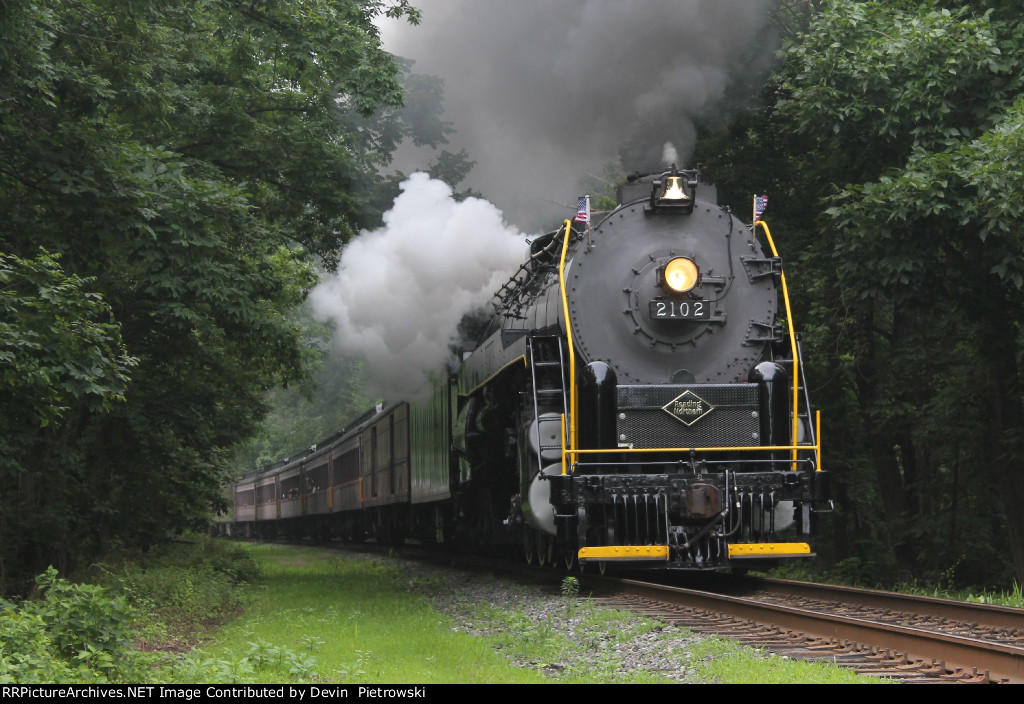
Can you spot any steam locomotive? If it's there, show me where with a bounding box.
[224,168,828,571]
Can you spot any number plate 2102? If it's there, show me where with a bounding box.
[648,300,710,320]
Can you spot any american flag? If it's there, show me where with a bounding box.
[754,194,768,222]
[574,195,590,223]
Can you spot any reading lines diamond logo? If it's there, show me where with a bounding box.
[662,390,714,427]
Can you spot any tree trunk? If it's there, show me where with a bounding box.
[854,301,915,568]
[979,306,1024,586]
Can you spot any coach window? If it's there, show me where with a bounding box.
[388,415,395,495]
[370,427,378,497]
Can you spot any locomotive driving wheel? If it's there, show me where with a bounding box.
[535,530,553,566]
[562,544,577,570]
[523,526,536,564]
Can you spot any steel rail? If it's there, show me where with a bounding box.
[616,578,1024,683]
[751,577,1024,632]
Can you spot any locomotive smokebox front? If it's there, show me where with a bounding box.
[565,181,779,386]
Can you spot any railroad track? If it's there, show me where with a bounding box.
[583,574,1024,683]
[245,541,1024,682]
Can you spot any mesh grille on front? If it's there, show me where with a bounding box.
[616,384,760,448]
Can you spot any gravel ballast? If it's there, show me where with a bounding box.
[385,555,707,683]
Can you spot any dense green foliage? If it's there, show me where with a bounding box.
[0,567,146,683]
[112,537,260,625]
[696,0,1024,587]
[0,0,420,594]
[229,327,373,473]
[0,537,260,683]
[7,0,1024,599]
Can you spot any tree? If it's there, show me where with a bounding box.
[818,99,1024,585]
[0,0,418,592]
[787,1,1024,586]
[0,250,135,430]
[228,308,374,474]
[696,0,1024,586]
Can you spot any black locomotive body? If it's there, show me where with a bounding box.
[224,169,827,571]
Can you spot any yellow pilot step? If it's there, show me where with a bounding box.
[578,545,669,562]
[727,542,813,559]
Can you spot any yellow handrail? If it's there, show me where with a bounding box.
[569,444,817,455]
[816,409,822,471]
[560,413,567,476]
[557,219,577,474]
[555,217,820,474]
[753,221,800,469]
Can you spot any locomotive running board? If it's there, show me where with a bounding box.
[727,542,813,559]
[578,545,669,562]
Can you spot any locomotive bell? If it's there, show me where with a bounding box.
[649,166,697,212]
[658,175,690,204]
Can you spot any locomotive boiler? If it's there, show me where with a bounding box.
[226,167,828,572]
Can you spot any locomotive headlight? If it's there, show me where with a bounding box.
[664,257,699,292]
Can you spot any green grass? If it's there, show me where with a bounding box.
[169,545,546,683]
[10,539,882,684]
[169,543,887,684]
[685,636,882,684]
[962,581,1024,608]
[891,580,1024,608]
[768,561,1024,609]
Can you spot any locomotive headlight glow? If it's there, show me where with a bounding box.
[664,257,699,292]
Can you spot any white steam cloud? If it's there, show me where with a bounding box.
[309,173,529,400]
[662,141,679,168]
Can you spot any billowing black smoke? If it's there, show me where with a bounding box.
[315,3,778,400]
[380,0,777,226]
